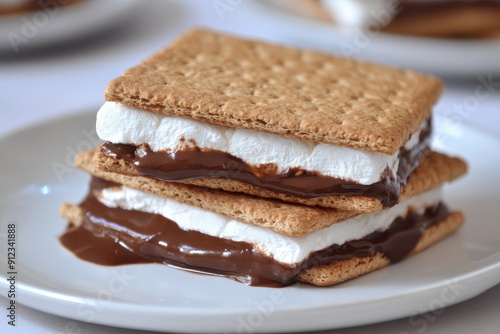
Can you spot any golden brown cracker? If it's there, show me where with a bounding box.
[94,148,467,212]
[60,199,463,287]
[59,203,83,227]
[400,151,467,200]
[297,211,464,286]
[104,28,442,154]
[79,150,358,237]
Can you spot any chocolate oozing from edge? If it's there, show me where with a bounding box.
[100,119,431,208]
[59,177,449,287]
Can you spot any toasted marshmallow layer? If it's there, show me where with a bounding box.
[97,102,424,185]
[97,186,442,265]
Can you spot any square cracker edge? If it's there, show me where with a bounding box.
[104,28,443,154]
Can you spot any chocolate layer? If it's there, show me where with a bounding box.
[60,177,449,287]
[100,120,430,208]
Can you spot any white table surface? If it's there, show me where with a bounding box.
[1,1,499,333]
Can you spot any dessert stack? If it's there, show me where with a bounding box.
[59,29,467,287]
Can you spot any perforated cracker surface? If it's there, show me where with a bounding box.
[105,29,443,154]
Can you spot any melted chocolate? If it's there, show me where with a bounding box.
[100,120,430,208]
[60,177,449,287]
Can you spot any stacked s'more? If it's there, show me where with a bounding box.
[60,29,467,287]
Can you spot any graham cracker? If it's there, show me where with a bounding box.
[93,148,467,212]
[297,211,464,286]
[77,151,358,237]
[104,28,442,155]
[60,202,463,287]
[60,203,83,227]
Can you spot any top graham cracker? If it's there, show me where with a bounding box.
[104,28,443,154]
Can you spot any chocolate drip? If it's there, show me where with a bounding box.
[60,177,449,287]
[101,119,430,208]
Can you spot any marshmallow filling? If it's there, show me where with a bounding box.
[60,177,450,287]
[97,102,431,207]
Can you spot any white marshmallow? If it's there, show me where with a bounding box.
[98,186,442,265]
[96,102,422,185]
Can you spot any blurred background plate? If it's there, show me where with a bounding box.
[0,0,138,53]
[249,0,500,77]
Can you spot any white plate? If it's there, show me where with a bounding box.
[0,110,499,333]
[0,0,137,53]
[249,0,500,77]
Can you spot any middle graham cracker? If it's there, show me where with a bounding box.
[104,28,443,155]
[93,147,468,213]
[87,149,466,234]
[76,151,358,237]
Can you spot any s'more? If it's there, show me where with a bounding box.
[93,28,444,213]
[59,29,468,287]
[60,149,465,287]
[317,0,500,39]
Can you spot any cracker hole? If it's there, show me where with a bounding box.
[253,119,267,126]
[294,74,306,82]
